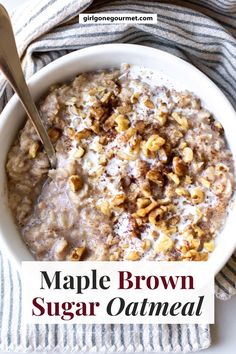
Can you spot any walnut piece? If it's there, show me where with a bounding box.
[155,235,174,253]
[137,198,151,209]
[204,240,215,252]
[97,200,111,217]
[148,207,165,226]
[144,99,154,109]
[136,201,157,217]
[172,156,187,176]
[146,167,164,186]
[111,194,126,206]
[167,172,180,185]
[115,115,130,132]
[29,141,40,159]
[69,175,83,192]
[172,112,189,130]
[126,251,141,261]
[74,146,85,158]
[67,247,86,261]
[190,188,205,204]
[182,147,193,163]
[48,128,61,142]
[146,135,166,152]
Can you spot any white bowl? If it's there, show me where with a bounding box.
[0,44,235,272]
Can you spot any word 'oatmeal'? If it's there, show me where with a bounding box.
[6,65,235,261]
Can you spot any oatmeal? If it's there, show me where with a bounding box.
[6,64,235,261]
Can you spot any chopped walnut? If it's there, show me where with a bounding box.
[144,99,154,109]
[122,127,137,142]
[158,148,168,163]
[141,141,156,159]
[140,180,152,197]
[172,112,189,131]
[131,92,140,103]
[136,201,157,217]
[97,200,111,217]
[193,225,205,238]
[182,147,193,163]
[199,177,211,188]
[99,155,108,166]
[126,250,141,261]
[146,135,166,152]
[103,114,116,131]
[135,120,146,133]
[67,247,86,261]
[172,156,187,176]
[175,187,190,198]
[111,194,126,206]
[48,128,61,142]
[185,175,193,184]
[75,129,92,142]
[213,121,223,133]
[74,146,85,158]
[146,167,164,186]
[190,188,205,204]
[68,175,83,192]
[65,127,76,140]
[90,121,100,134]
[148,207,165,226]
[155,104,168,126]
[204,240,215,252]
[137,197,151,209]
[167,172,180,185]
[110,250,122,261]
[117,151,137,161]
[29,141,40,159]
[142,239,152,251]
[101,91,113,104]
[115,114,130,132]
[155,235,174,253]
[90,103,105,120]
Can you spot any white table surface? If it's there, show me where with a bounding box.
[0,0,236,353]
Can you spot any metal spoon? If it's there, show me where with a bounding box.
[0,5,56,168]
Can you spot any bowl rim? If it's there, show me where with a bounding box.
[0,43,235,273]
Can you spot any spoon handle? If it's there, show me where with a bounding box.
[0,5,56,168]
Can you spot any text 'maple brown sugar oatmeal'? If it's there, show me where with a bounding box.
[6,64,235,261]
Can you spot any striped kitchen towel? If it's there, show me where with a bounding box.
[0,0,236,352]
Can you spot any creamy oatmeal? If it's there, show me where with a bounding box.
[6,64,235,261]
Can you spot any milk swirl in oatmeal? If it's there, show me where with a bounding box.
[6,64,235,261]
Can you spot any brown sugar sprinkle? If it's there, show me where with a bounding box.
[6,65,234,262]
